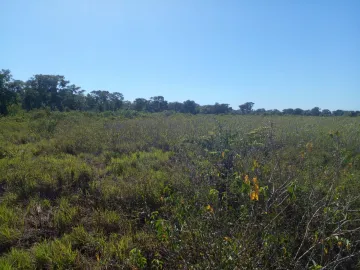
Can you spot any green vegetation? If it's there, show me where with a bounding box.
[1,69,360,117]
[0,110,359,269]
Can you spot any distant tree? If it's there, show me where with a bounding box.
[88,90,110,111]
[255,108,266,115]
[213,103,232,114]
[122,100,132,110]
[8,79,25,95]
[73,90,87,111]
[239,102,254,114]
[109,92,124,111]
[0,69,18,115]
[332,110,344,116]
[349,111,357,117]
[182,100,198,114]
[3,67,359,118]
[168,102,183,112]
[303,110,312,116]
[133,98,148,111]
[273,109,282,115]
[294,108,303,115]
[266,109,282,115]
[201,103,231,114]
[199,105,212,114]
[23,74,69,111]
[342,111,358,117]
[148,96,168,112]
[282,108,294,115]
[58,84,81,110]
[310,107,321,116]
[321,109,332,116]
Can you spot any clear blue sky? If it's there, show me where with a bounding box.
[1,0,359,110]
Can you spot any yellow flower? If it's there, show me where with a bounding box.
[253,178,259,192]
[206,204,214,213]
[250,191,259,201]
[252,177,258,185]
[244,175,250,185]
[250,177,260,201]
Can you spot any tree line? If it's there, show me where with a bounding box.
[1,69,359,116]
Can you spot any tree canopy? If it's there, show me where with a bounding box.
[0,69,358,117]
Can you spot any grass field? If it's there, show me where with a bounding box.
[0,111,359,269]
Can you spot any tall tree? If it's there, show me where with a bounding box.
[0,69,17,115]
[88,90,118,112]
[109,92,124,111]
[148,96,168,112]
[58,84,81,110]
[168,102,183,112]
[133,98,148,111]
[23,74,69,111]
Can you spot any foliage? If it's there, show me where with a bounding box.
[1,69,360,116]
[0,111,359,269]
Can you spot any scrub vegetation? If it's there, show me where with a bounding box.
[0,110,360,269]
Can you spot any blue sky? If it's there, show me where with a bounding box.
[1,0,359,110]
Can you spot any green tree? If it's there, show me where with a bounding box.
[87,90,123,112]
[168,102,183,112]
[282,108,294,115]
[239,102,254,114]
[109,92,124,111]
[0,69,18,115]
[310,107,321,116]
[182,100,198,114]
[213,103,231,114]
[255,108,266,115]
[266,109,282,115]
[332,109,344,116]
[294,108,303,115]
[58,84,82,110]
[133,98,148,111]
[23,74,69,111]
[148,96,168,112]
[321,109,332,116]
[0,70,12,114]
